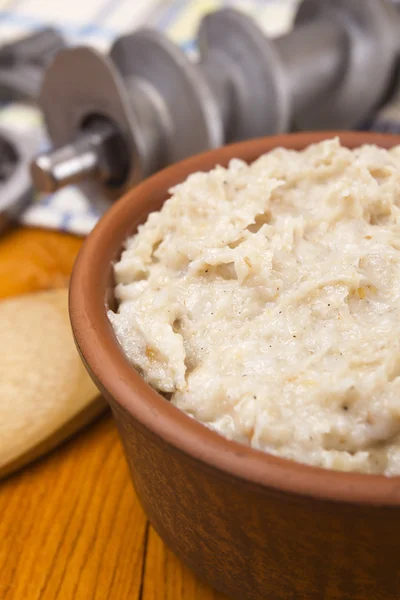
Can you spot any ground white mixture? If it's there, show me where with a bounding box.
[109,138,400,476]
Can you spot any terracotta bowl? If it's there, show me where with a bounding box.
[70,132,400,600]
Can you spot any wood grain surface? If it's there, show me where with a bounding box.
[0,415,228,599]
[0,226,228,599]
[0,227,83,299]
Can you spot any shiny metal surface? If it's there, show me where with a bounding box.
[31,118,128,193]
[0,125,41,232]
[0,28,65,103]
[31,1,400,201]
[294,0,400,130]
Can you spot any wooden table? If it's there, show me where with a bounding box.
[0,227,228,599]
[0,413,229,599]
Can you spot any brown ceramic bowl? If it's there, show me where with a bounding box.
[70,132,400,600]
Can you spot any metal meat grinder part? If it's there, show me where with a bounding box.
[31,0,400,201]
[0,29,66,235]
[0,28,66,103]
[0,125,42,232]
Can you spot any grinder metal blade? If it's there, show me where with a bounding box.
[0,125,42,233]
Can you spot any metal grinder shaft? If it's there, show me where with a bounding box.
[31,0,400,202]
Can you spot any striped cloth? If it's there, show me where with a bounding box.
[0,0,399,235]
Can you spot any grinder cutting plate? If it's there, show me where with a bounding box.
[0,28,66,234]
[0,124,41,233]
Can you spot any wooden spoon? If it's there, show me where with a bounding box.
[0,228,105,478]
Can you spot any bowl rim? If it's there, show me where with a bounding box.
[70,131,400,507]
